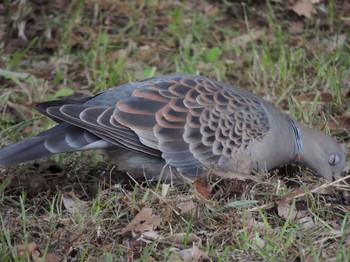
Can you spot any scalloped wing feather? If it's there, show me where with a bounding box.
[114,75,270,176]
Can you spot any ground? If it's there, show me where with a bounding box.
[0,0,350,261]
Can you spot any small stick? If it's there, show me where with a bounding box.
[247,174,350,212]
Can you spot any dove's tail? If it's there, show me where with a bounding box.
[0,123,111,167]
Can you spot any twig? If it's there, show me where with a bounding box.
[247,174,350,212]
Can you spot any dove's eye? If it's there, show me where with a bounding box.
[328,154,340,166]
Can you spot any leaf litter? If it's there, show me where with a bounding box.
[121,207,162,235]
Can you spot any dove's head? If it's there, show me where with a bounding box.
[300,126,346,181]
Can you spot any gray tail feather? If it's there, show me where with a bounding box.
[0,124,112,167]
[0,136,55,166]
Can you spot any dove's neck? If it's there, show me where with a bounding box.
[297,125,321,166]
[287,118,303,161]
[249,112,301,172]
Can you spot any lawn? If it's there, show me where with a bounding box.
[0,1,349,261]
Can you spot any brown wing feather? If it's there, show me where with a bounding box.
[114,75,270,176]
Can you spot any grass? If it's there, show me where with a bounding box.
[0,0,349,261]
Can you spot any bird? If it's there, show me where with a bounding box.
[0,74,346,181]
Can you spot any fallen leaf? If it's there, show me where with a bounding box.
[327,115,350,130]
[177,200,197,215]
[16,242,38,257]
[244,211,267,231]
[291,0,314,18]
[276,201,315,229]
[161,233,201,246]
[193,178,211,198]
[277,202,298,220]
[174,245,207,262]
[62,194,89,214]
[138,231,161,243]
[297,92,335,103]
[110,49,128,63]
[298,215,315,229]
[205,5,219,18]
[122,207,161,234]
[44,253,61,262]
[31,250,41,262]
[15,242,60,261]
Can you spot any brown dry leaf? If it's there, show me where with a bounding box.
[32,251,41,262]
[244,211,267,231]
[297,92,335,103]
[205,5,219,18]
[327,115,350,130]
[15,242,60,261]
[62,194,89,214]
[275,188,306,220]
[138,231,161,243]
[33,252,60,262]
[277,202,315,229]
[177,200,197,215]
[161,233,201,246]
[139,232,201,247]
[110,49,128,63]
[291,0,314,18]
[170,245,207,262]
[16,242,38,258]
[44,253,61,262]
[193,178,211,198]
[277,202,298,220]
[121,207,161,234]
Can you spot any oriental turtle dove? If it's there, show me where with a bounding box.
[0,74,345,181]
